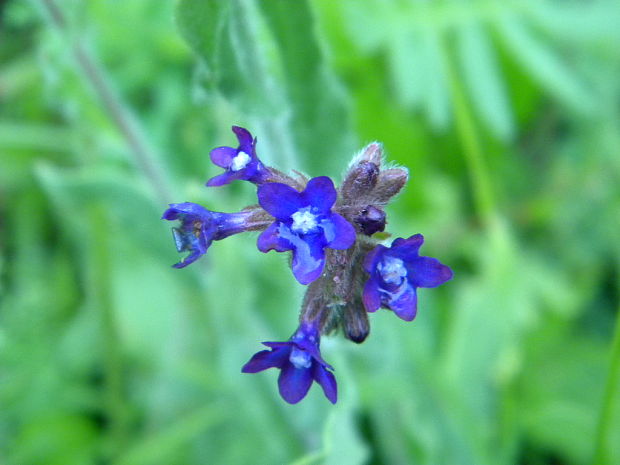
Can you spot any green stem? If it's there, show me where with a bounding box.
[442,37,516,465]
[593,301,620,465]
[442,39,500,237]
[91,207,126,460]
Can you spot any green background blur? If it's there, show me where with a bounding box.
[1,1,619,464]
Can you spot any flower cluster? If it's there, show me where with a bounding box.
[163,126,453,404]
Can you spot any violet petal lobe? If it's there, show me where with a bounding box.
[257,182,304,219]
[209,146,237,168]
[363,244,387,273]
[171,249,203,269]
[408,256,454,288]
[301,176,337,213]
[162,202,212,220]
[289,234,326,285]
[206,170,248,187]
[312,364,337,404]
[257,223,292,253]
[232,125,254,152]
[391,234,424,261]
[388,285,418,321]
[362,277,382,312]
[323,213,356,250]
[278,362,314,404]
[241,348,289,373]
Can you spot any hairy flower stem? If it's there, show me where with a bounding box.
[593,300,620,465]
[301,240,375,343]
[38,0,174,204]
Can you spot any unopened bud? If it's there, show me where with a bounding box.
[355,205,386,236]
[339,161,379,204]
[358,142,383,165]
[343,294,370,343]
[371,168,408,204]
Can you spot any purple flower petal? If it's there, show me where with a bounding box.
[257,222,292,253]
[289,234,326,285]
[388,285,418,321]
[241,348,289,373]
[363,244,387,273]
[278,362,313,404]
[301,176,337,213]
[391,234,424,261]
[209,146,237,168]
[162,202,211,220]
[408,256,453,288]
[362,277,382,312]
[293,340,333,370]
[206,171,238,187]
[232,125,254,153]
[312,364,337,404]
[323,213,356,250]
[171,248,203,268]
[263,341,294,349]
[257,182,304,219]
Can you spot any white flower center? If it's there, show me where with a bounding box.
[291,207,318,234]
[378,256,407,285]
[230,151,251,171]
[289,348,312,369]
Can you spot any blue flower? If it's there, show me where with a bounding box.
[256,176,356,284]
[206,126,268,186]
[363,234,453,321]
[242,321,337,404]
[162,202,252,268]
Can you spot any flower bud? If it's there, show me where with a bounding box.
[354,205,386,236]
[371,168,409,204]
[357,142,383,165]
[339,161,379,204]
[343,295,370,343]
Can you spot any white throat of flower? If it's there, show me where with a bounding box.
[378,256,407,285]
[291,207,319,234]
[289,347,312,369]
[230,151,251,171]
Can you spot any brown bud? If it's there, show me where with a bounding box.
[343,294,370,343]
[371,168,409,204]
[339,161,379,204]
[358,142,383,165]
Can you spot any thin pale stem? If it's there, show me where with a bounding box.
[38,0,174,204]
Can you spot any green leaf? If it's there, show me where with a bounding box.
[496,14,593,113]
[258,0,352,173]
[176,0,352,174]
[387,25,426,108]
[456,20,514,140]
[421,24,452,130]
[113,407,224,465]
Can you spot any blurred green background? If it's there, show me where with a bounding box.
[1,0,619,464]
